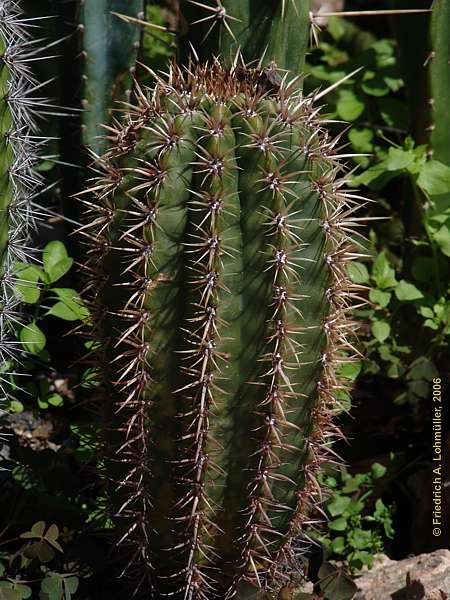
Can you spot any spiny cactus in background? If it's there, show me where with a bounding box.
[0,1,46,406]
[430,0,450,171]
[80,0,144,153]
[178,0,310,72]
[79,57,366,598]
[389,0,449,171]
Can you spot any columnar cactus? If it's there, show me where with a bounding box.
[430,0,450,169]
[178,0,310,73]
[80,58,363,598]
[80,0,144,153]
[0,1,44,404]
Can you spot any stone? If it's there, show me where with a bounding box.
[355,550,450,600]
[311,0,344,25]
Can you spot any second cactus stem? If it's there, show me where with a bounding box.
[0,1,44,404]
[80,61,362,598]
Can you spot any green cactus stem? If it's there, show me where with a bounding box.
[79,58,364,598]
[387,0,431,146]
[178,0,310,73]
[80,0,144,153]
[430,0,450,170]
[0,0,46,404]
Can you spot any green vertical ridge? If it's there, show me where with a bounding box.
[80,64,362,598]
[388,0,431,145]
[81,0,144,152]
[179,0,310,74]
[430,0,450,168]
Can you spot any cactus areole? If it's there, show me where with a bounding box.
[81,60,362,599]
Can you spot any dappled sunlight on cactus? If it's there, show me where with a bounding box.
[79,59,367,598]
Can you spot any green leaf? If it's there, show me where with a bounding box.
[341,476,362,494]
[35,160,55,173]
[20,322,46,355]
[347,498,365,516]
[348,528,372,550]
[47,302,78,322]
[419,306,434,319]
[406,357,439,382]
[40,574,63,600]
[331,536,346,555]
[24,540,54,563]
[371,321,390,343]
[318,563,357,600]
[371,462,387,479]
[43,242,73,284]
[46,393,64,407]
[44,525,63,553]
[63,576,78,596]
[361,71,389,97]
[328,496,351,517]
[336,90,365,121]
[350,550,374,570]
[10,400,24,413]
[348,128,373,153]
[369,289,391,308]
[13,263,43,304]
[328,517,347,532]
[339,362,362,381]
[417,160,450,196]
[327,16,347,41]
[372,252,397,289]
[48,289,89,321]
[0,582,32,600]
[432,225,450,257]
[21,521,46,539]
[394,280,424,301]
[347,262,369,284]
[385,147,415,171]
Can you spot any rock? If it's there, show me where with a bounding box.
[355,550,450,600]
[311,0,344,25]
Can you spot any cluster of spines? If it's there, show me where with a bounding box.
[78,60,368,599]
[0,1,47,407]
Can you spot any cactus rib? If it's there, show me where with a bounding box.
[80,0,144,153]
[430,0,450,169]
[179,0,310,74]
[79,60,366,599]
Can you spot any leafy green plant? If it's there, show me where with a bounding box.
[17,241,87,344]
[307,15,450,411]
[3,240,88,414]
[0,522,78,600]
[316,463,395,574]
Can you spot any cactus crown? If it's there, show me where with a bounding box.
[80,58,363,599]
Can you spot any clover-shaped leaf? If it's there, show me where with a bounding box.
[40,573,79,600]
[20,523,63,564]
[0,581,32,600]
[318,562,358,600]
